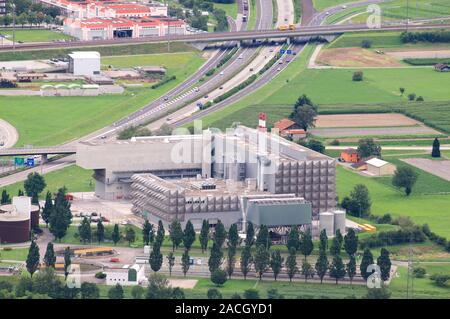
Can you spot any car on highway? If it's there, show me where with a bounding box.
[194,87,199,92]
[110,258,120,263]
[342,5,347,9]
[279,60,283,64]
[100,135,107,139]
[163,96,169,101]
[249,68,254,72]
[166,117,173,121]
[326,12,330,15]
[277,67,281,71]
[219,86,224,90]
[220,71,224,76]
[238,54,243,59]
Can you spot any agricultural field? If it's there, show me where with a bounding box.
[315,113,421,127]
[0,28,73,43]
[0,52,205,146]
[401,158,450,181]
[1,165,94,198]
[313,0,360,12]
[316,47,404,67]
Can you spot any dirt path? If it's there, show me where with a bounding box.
[0,119,19,149]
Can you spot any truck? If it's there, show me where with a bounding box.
[243,0,248,10]
[277,24,296,31]
[242,14,247,22]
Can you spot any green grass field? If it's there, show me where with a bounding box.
[214,2,238,19]
[313,0,361,11]
[248,0,257,30]
[337,165,450,239]
[0,52,205,147]
[0,28,73,42]
[0,248,28,261]
[1,165,94,198]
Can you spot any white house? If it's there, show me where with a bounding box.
[366,158,396,176]
[68,51,101,76]
[105,264,146,286]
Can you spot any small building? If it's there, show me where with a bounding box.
[366,158,396,176]
[105,264,146,286]
[434,63,450,72]
[137,66,167,77]
[68,51,101,76]
[351,155,376,171]
[340,148,360,163]
[273,118,305,140]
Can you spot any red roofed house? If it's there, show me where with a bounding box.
[340,148,360,163]
[273,118,306,141]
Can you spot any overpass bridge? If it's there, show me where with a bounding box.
[0,146,77,160]
[1,23,450,51]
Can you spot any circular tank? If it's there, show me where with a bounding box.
[0,216,30,243]
[319,212,334,237]
[0,204,39,229]
[333,210,346,235]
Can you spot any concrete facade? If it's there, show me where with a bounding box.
[68,51,101,76]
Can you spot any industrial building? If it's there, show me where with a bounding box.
[77,125,337,231]
[64,16,187,41]
[0,197,37,243]
[68,51,101,76]
[319,210,346,237]
[0,0,6,15]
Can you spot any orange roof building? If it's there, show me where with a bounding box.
[272,118,306,140]
[340,148,360,163]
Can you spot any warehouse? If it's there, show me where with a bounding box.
[366,158,396,176]
[68,51,101,76]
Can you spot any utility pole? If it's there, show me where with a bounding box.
[166,0,170,52]
[406,235,414,299]
[12,3,16,52]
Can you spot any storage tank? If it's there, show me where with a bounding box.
[319,212,334,237]
[0,214,30,243]
[333,210,346,235]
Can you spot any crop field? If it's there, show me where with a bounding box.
[0,28,73,42]
[315,113,421,127]
[0,52,205,146]
[310,125,440,138]
[316,47,403,67]
[401,158,450,181]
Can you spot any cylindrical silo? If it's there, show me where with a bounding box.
[333,210,346,235]
[319,212,334,237]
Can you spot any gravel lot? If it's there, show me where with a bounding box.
[401,158,450,181]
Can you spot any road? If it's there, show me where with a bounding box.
[0,119,18,149]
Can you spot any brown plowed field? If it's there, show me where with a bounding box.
[315,113,420,128]
[317,48,403,67]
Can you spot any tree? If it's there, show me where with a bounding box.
[329,236,341,257]
[213,220,227,248]
[17,12,29,28]
[149,244,163,273]
[408,93,416,101]
[24,172,46,201]
[44,242,56,268]
[315,249,329,284]
[347,256,357,285]
[299,230,313,261]
[329,255,346,284]
[166,252,175,277]
[146,274,173,299]
[208,242,223,273]
[154,220,165,246]
[227,223,239,249]
[112,224,120,245]
[360,248,374,281]
[253,244,270,280]
[26,240,40,277]
[207,288,222,299]
[361,39,372,48]
[335,229,343,247]
[78,217,92,243]
[305,139,325,154]
[49,187,72,241]
[285,248,298,282]
[169,219,183,251]
[41,191,53,227]
[365,286,391,299]
[392,166,418,196]
[200,219,209,253]
[319,229,328,252]
[80,282,100,299]
[244,289,260,299]
[357,138,381,158]
[344,228,358,257]
[432,138,441,158]
[240,246,252,280]
[377,248,392,282]
[211,269,228,286]
[131,285,145,299]
[172,287,185,299]
[287,226,300,252]
[142,219,153,246]
[97,219,105,243]
[289,103,317,131]
[63,246,71,279]
[352,71,363,81]
[301,261,315,283]
[226,246,236,278]
[18,189,24,196]
[245,222,255,247]
[108,284,124,299]
[1,190,10,204]
[255,225,270,249]
[270,250,283,281]
[345,184,372,217]
[399,87,405,96]
[125,227,136,246]
[181,249,190,277]
[183,220,196,251]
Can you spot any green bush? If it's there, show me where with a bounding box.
[95,272,106,279]
[352,71,363,81]
[413,267,426,279]
[151,75,176,89]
